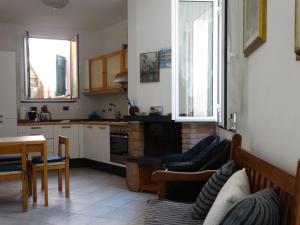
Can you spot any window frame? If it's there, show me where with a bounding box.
[22,33,79,103]
[172,0,221,122]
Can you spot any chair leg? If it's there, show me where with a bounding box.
[32,166,37,203]
[65,167,70,198]
[58,169,62,192]
[41,172,44,191]
[22,172,28,212]
[27,165,32,196]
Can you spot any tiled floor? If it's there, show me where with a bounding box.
[0,168,156,225]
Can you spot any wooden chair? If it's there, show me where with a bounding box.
[0,143,28,212]
[30,136,70,203]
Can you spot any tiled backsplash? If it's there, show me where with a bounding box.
[19,94,128,120]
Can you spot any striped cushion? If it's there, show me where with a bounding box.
[220,188,279,225]
[192,160,237,219]
[145,200,204,225]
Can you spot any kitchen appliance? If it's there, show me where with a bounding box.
[28,111,37,121]
[110,125,128,165]
[113,72,128,91]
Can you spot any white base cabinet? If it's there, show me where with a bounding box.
[17,123,112,164]
[54,125,79,159]
[82,125,110,163]
[18,125,54,156]
[18,125,80,158]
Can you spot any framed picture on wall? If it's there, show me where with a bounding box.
[140,52,160,83]
[243,0,267,57]
[295,0,300,60]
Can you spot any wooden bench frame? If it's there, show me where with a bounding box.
[152,134,300,225]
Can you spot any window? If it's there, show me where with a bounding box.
[24,32,79,101]
[172,0,222,122]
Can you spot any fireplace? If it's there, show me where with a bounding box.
[144,122,182,158]
[126,119,217,192]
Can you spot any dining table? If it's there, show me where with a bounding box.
[0,135,48,206]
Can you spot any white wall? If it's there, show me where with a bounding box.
[128,0,172,114]
[0,21,128,120]
[228,0,300,173]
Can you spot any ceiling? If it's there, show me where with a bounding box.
[0,0,127,31]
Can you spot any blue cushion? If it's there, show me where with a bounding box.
[31,156,65,164]
[0,155,21,163]
[0,164,21,172]
[161,135,220,165]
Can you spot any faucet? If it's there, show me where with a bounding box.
[109,103,121,120]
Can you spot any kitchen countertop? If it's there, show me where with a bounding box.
[17,120,128,126]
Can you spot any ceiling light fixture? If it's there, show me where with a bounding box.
[41,0,69,9]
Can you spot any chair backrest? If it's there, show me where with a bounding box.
[186,135,220,159]
[199,139,231,171]
[0,143,27,172]
[58,136,69,159]
[230,134,300,225]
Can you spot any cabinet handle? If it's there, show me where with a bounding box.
[0,121,3,123]
[31,127,41,130]
[62,126,71,129]
[0,115,3,118]
[86,126,93,129]
[99,126,106,130]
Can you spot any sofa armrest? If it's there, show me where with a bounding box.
[152,170,216,199]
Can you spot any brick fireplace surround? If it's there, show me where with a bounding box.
[126,121,216,192]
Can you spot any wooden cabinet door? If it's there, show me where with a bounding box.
[106,52,122,90]
[89,57,106,91]
[54,125,79,159]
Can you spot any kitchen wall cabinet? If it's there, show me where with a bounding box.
[89,56,106,92]
[87,49,127,94]
[106,52,122,90]
[54,125,79,158]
